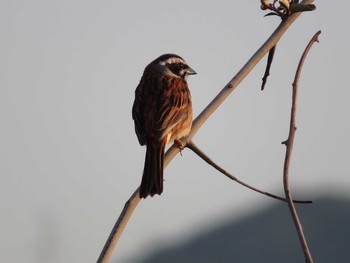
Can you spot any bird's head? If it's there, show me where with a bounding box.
[149,54,196,80]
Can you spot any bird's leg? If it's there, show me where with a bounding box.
[174,139,185,156]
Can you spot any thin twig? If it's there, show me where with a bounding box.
[186,140,312,204]
[96,2,315,262]
[261,45,276,90]
[282,30,321,263]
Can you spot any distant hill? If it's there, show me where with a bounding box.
[132,196,350,263]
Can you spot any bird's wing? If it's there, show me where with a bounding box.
[132,79,147,146]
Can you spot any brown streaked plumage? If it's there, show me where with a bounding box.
[132,54,196,198]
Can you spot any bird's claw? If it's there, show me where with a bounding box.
[174,139,185,156]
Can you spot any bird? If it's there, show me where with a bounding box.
[132,54,196,198]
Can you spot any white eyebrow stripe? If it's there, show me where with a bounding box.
[159,57,186,66]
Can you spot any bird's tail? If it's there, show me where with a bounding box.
[139,141,165,198]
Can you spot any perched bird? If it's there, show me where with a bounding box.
[132,54,196,198]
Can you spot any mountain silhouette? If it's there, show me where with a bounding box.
[132,196,350,263]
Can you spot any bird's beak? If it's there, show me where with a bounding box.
[186,67,197,75]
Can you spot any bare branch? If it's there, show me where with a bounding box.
[97,1,315,262]
[186,140,312,204]
[97,189,140,263]
[282,30,321,263]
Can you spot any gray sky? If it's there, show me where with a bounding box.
[1,1,349,262]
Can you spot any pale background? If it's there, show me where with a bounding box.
[1,1,349,262]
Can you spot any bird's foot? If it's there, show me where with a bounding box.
[174,139,185,156]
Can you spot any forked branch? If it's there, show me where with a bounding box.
[97,1,315,262]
